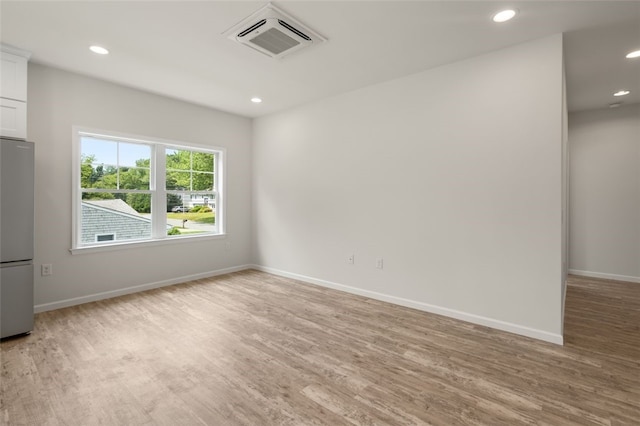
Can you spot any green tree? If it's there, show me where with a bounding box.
[119,167,150,190]
[166,193,182,212]
[192,152,214,190]
[80,154,95,188]
[126,193,151,213]
[82,192,115,200]
[81,155,115,200]
[166,150,214,190]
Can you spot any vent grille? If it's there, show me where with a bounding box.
[278,20,311,41]
[238,19,266,38]
[223,4,326,59]
[250,27,300,56]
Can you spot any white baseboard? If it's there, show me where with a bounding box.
[251,265,564,345]
[34,264,253,313]
[569,269,640,284]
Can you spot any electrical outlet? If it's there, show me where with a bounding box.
[376,258,384,269]
[347,254,354,265]
[41,264,52,276]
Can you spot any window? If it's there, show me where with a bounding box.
[73,128,225,251]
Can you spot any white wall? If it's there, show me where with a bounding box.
[253,35,565,343]
[28,64,253,310]
[569,104,640,282]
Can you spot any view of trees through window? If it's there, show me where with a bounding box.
[78,134,219,245]
[80,138,151,212]
[165,148,216,237]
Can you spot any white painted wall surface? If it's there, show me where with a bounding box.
[569,104,640,282]
[253,35,565,342]
[28,64,252,310]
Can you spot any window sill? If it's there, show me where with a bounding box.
[70,233,227,255]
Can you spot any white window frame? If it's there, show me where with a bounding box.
[71,126,226,254]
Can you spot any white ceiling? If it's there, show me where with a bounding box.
[1,1,639,118]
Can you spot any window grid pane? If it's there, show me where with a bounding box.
[166,193,216,237]
[166,149,215,191]
[81,137,151,191]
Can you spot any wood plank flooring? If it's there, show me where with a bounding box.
[1,270,639,425]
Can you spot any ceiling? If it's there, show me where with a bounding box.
[1,1,639,118]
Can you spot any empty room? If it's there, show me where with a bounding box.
[1,1,639,424]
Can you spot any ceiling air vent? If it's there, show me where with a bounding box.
[223,4,326,59]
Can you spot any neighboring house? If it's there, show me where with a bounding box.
[82,199,150,243]
[179,193,215,209]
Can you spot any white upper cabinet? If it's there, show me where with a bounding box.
[0,98,27,139]
[1,48,29,102]
[1,45,30,139]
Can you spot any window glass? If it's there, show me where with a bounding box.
[80,137,150,191]
[165,147,217,237]
[119,143,151,168]
[166,149,190,170]
[166,193,216,237]
[81,193,152,244]
[193,152,214,172]
[193,173,213,191]
[166,171,191,191]
[165,148,214,191]
[82,137,117,165]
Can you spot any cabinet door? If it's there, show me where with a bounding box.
[0,98,27,139]
[0,51,28,102]
[0,263,34,338]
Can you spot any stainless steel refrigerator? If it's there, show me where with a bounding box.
[0,137,34,339]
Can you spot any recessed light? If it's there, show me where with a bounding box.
[251,97,262,103]
[493,9,517,23]
[626,50,640,59]
[89,45,109,55]
[609,102,622,108]
[613,90,630,97]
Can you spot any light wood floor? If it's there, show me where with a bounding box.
[1,271,639,425]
